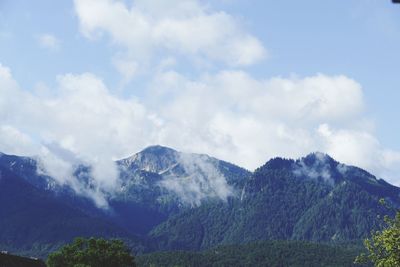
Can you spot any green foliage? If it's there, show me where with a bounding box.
[355,211,400,266]
[46,237,136,267]
[137,240,369,267]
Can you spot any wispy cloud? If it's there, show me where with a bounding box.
[160,153,233,206]
[37,33,60,51]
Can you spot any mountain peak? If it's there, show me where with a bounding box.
[139,145,178,155]
[302,152,336,163]
[118,145,180,174]
[261,152,336,172]
[261,157,294,170]
[297,152,338,173]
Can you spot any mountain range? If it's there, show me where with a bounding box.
[0,145,398,258]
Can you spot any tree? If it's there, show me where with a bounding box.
[47,237,136,267]
[355,210,400,266]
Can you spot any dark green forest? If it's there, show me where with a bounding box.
[0,252,46,267]
[137,240,370,267]
[0,240,371,267]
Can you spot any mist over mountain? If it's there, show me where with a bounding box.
[0,146,399,257]
[116,145,250,207]
[0,154,145,258]
[110,145,250,235]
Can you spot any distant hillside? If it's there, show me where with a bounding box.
[0,154,147,258]
[0,251,46,267]
[136,240,371,267]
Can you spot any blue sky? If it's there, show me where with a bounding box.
[1,0,400,188]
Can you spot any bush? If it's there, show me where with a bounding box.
[46,237,136,267]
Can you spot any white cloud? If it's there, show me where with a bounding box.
[73,0,266,75]
[0,125,38,156]
[37,33,60,51]
[0,64,161,205]
[112,57,139,83]
[1,61,400,206]
[160,153,234,206]
[317,124,400,183]
[146,71,368,170]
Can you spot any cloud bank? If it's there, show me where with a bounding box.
[1,62,399,190]
[1,0,400,205]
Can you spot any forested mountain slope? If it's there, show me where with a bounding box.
[150,153,398,250]
[0,148,398,257]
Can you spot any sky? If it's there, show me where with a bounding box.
[1,0,400,190]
